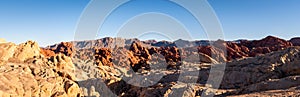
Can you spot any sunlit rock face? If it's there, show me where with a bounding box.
[0,40,82,97]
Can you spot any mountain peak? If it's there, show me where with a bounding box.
[265,35,279,39]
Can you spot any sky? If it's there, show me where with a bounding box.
[0,0,299,46]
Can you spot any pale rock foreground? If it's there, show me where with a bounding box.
[0,40,82,97]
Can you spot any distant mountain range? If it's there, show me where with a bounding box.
[46,36,300,49]
[46,35,300,62]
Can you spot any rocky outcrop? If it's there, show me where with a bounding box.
[14,41,41,62]
[95,48,113,67]
[40,48,56,58]
[0,41,82,96]
[196,36,294,62]
[198,46,227,62]
[128,42,152,72]
[0,40,41,62]
[197,40,248,62]
[160,46,181,63]
[0,42,17,62]
[42,42,75,58]
[55,42,74,57]
[226,42,249,59]
[160,46,181,69]
[249,47,271,57]
[241,36,293,50]
[290,37,300,46]
[127,41,184,71]
[240,36,293,57]
[219,47,300,95]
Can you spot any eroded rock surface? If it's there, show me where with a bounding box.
[95,48,113,67]
[41,42,75,58]
[0,41,82,97]
[72,36,300,97]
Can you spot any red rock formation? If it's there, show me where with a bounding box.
[41,42,75,57]
[128,42,152,72]
[55,42,74,57]
[197,36,293,61]
[239,36,292,57]
[198,46,227,62]
[160,46,181,63]
[213,40,249,61]
[40,48,56,57]
[242,36,292,50]
[95,48,113,67]
[159,46,181,69]
[241,45,250,54]
[148,47,158,55]
[249,47,271,57]
[127,41,184,71]
[129,41,151,60]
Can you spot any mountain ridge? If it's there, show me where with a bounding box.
[44,35,297,49]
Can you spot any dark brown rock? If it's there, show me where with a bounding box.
[55,42,75,57]
[249,47,271,57]
[128,42,152,72]
[242,36,292,51]
[198,46,227,62]
[290,37,300,46]
[95,48,113,67]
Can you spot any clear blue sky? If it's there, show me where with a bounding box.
[0,0,299,46]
